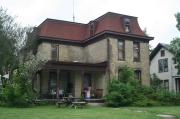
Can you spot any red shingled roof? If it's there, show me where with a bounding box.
[37,12,151,41]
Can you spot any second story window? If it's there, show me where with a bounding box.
[51,44,59,61]
[124,18,131,33]
[133,42,140,62]
[161,50,165,57]
[118,40,125,60]
[158,58,168,73]
[172,57,177,64]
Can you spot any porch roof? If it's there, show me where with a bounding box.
[43,61,107,71]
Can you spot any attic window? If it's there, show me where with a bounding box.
[124,18,131,33]
[89,21,96,36]
[161,50,165,57]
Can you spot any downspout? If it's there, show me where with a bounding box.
[107,38,110,81]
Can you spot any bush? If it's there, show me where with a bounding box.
[105,80,133,107]
[0,64,35,107]
[105,66,180,107]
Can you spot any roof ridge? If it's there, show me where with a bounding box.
[45,18,86,25]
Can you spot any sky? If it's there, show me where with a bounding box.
[1,0,180,48]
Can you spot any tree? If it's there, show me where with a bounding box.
[169,13,180,74]
[175,13,180,31]
[0,7,27,84]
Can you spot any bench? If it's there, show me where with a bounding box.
[56,101,67,107]
[71,101,87,109]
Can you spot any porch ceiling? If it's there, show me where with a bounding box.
[43,61,107,71]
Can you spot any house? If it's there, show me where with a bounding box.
[150,43,180,92]
[32,12,153,99]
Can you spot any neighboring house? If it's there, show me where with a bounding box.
[150,43,180,92]
[32,12,153,99]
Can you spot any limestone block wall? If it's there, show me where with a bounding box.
[36,42,51,61]
[59,45,85,62]
[84,39,107,63]
[109,37,150,86]
[92,72,107,96]
[36,39,108,63]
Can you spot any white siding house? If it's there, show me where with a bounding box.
[150,43,180,92]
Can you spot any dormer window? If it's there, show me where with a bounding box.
[124,18,131,33]
[89,21,96,36]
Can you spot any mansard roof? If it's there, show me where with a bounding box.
[37,12,153,43]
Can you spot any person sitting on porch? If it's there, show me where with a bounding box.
[59,89,64,99]
[50,89,56,99]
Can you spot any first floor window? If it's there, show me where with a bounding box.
[134,70,141,83]
[161,80,169,90]
[49,71,57,93]
[158,58,168,73]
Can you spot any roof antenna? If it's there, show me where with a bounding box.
[73,0,75,22]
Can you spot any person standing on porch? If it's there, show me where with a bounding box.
[86,87,91,99]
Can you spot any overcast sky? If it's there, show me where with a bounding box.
[1,0,180,47]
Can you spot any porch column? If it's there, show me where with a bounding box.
[74,71,83,98]
[56,69,60,100]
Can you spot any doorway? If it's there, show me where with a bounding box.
[175,78,180,92]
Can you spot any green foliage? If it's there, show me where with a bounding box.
[0,57,45,107]
[1,64,35,107]
[170,38,180,74]
[175,13,180,31]
[106,80,134,107]
[0,7,32,85]
[105,66,180,107]
[150,73,162,90]
[106,66,138,107]
[118,66,135,84]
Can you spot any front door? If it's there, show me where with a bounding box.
[49,71,57,95]
[176,78,180,92]
[83,73,92,89]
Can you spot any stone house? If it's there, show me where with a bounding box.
[150,43,180,92]
[33,12,153,99]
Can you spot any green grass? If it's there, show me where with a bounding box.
[0,106,180,119]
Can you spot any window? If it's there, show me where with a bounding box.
[118,69,122,80]
[124,18,131,33]
[158,58,168,72]
[161,50,165,57]
[161,80,169,90]
[118,40,125,60]
[133,42,140,62]
[172,57,177,64]
[134,70,141,83]
[49,71,57,93]
[51,44,59,61]
[89,21,96,36]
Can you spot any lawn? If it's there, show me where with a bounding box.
[0,105,180,119]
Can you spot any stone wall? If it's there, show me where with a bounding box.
[108,37,150,86]
[36,42,51,61]
[36,39,107,63]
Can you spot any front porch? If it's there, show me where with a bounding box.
[33,61,107,99]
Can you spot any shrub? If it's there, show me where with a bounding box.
[105,67,136,107]
[1,64,35,107]
[105,66,180,107]
[105,80,133,107]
